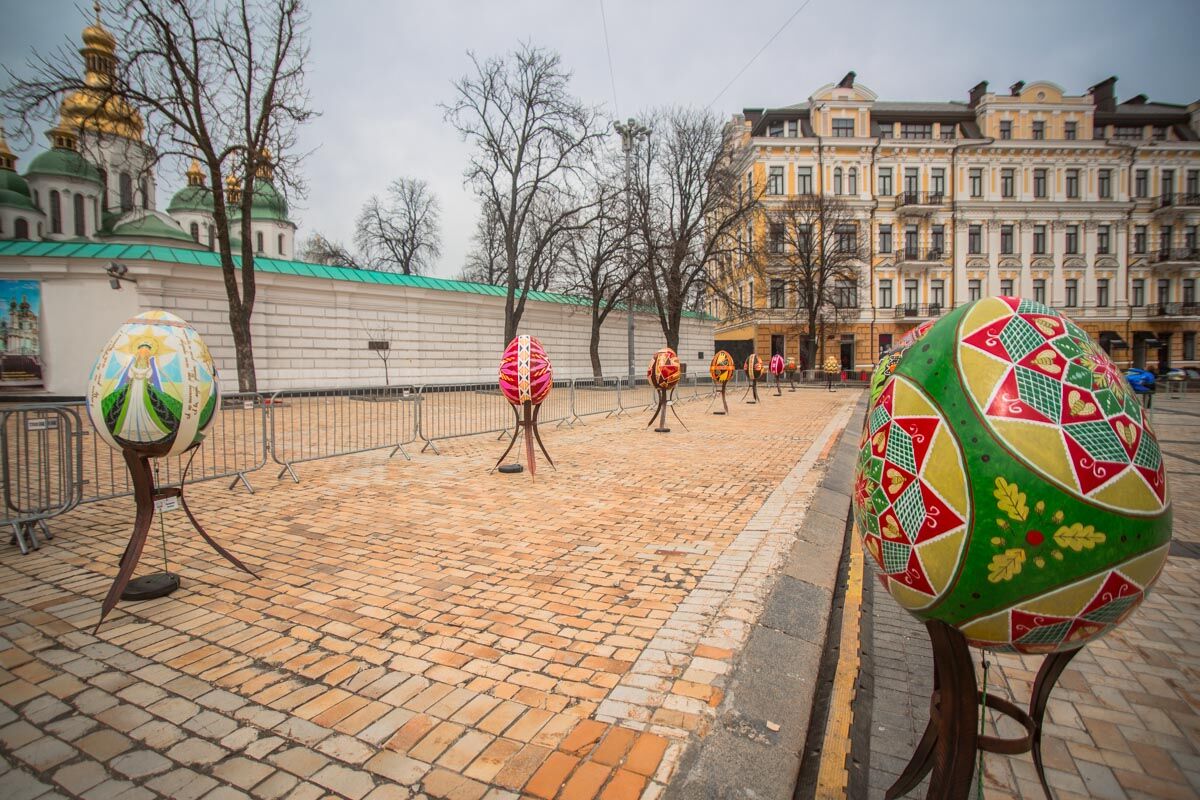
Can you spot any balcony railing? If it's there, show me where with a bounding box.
[895,191,949,209]
[1156,193,1200,211]
[1150,248,1200,264]
[895,246,948,264]
[1150,303,1200,317]
[894,303,947,319]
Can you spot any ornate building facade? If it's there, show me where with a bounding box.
[714,73,1200,373]
[0,7,296,256]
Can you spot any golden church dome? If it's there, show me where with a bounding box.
[58,2,144,141]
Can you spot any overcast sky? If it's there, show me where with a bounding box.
[3,0,1200,278]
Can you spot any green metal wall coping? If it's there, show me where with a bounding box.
[0,239,714,319]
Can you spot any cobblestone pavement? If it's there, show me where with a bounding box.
[0,388,857,800]
[858,394,1200,800]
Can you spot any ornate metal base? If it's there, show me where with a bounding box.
[493,401,554,478]
[121,571,180,600]
[497,463,524,474]
[886,620,1080,800]
[97,446,257,632]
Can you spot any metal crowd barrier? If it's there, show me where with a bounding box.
[0,405,82,554]
[268,385,417,481]
[417,381,575,453]
[569,377,621,422]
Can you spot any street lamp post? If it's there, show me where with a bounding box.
[615,118,651,383]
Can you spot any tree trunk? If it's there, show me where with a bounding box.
[589,317,604,384]
[229,304,257,392]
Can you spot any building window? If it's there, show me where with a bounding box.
[969,168,982,198]
[1064,121,1077,140]
[770,279,785,308]
[848,167,858,196]
[748,279,754,308]
[787,120,797,137]
[1132,279,1145,307]
[968,279,982,302]
[1154,126,1168,141]
[1162,169,1175,200]
[769,222,785,254]
[256,231,264,253]
[931,279,945,310]
[834,167,843,195]
[797,167,813,195]
[1160,224,1173,252]
[1000,225,1014,255]
[119,172,133,211]
[1034,168,1047,198]
[1001,168,1014,198]
[49,190,62,234]
[1135,169,1148,198]
[832,118,854,137]
[1184,278,1195,306]
[1033,279,1046,305]
[904,279,918,308]
[879,224,892,254]
[904,168,919,198]
[1001,278,1014,297]
[1098,169,1112,199]
[767,166,784,195]
[767,121,784,137]
[1134,225,1146,254]
[207,225,215,249]
[904,224,919,258]
[836,224,857,254]
[1187,225,1197,252]
[878,167,892,197]
[1032,120,1045,140]
[901,123,932,139]
[1188,169,1199,199]
[940,124,956,140]
[278,233,285,255]
[1065,279,1078,307]
[798,224,812,253]
[931,224,945,256]
[1097,279,1110,308]
[930,168,945,199]
[14,218,28,239]
[1097,225,1111,255]
[999,120,1012,140]
[140,177,149,210]
[1185,332,1196,361]
[73,193,85,236]
[879,279,893,309]
[968,224,981,255]
[1158,278,1170,305]
[1115,125,1143,140]
[1066,225,1079,255]
[879,125,893,139]
[190,222,200,242]
[1066,168,1080,199]
[1034,225,1046,254]
[834,279,857,308]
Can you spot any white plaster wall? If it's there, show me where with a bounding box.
[0,257,714,394]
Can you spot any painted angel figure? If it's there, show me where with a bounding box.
[103,340,180,446]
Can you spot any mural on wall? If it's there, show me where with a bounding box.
[0,280,42,387]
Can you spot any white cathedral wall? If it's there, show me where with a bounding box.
[0,257,714,394]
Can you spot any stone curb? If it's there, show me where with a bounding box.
[663,395,867,800]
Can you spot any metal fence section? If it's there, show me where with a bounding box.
[68,392,268,503]
[569,377,621,422]
[0,405,82,553]
[616,377,656,414]
[268,385,416,481]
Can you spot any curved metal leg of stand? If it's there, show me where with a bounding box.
[522,401,537,478]
[647,397,663,427]
[775,378,781,396]
[96,451,155,633]
[752,383,760,403]
[1030,648,1081,800]
[530,402,554,470]
[669,398,689,431]
[178,447,255,578]
[492,407,522,472]
[722,385,729,414]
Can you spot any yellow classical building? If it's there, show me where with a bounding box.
[713,73,1200,375]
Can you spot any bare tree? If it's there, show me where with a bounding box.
[358,317,395,385]
[354,177,441,275]
[300,231,356,267]
[749,194,865,369]
[559,160,635,381]
[631,107,759,351]
[4,0,313,391]
[459,205,505,284]
[444,43,604,343]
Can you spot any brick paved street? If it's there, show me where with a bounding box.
[858,394,1200,800]
[0,388,857,800]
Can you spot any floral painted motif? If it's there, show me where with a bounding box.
[984,477,1105,582]
[709,351,735,384]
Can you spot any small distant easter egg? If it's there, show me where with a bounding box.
[744,353,764,379]
[86,310,219,458]
[769,354,785,376]
[853,297,1172,654]
[500,335,553,406]
[710,351,735,384]
[648,348,682,390]
[785,357,797,376]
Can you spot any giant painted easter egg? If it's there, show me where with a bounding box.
[744,354,764,380]
[648,348,681,390]
[86,310,219,458]
[769,354,785,376]
[710,351,735,384]
[500,335,553,406]
[785,357,797,377]
[853,297,1171,654]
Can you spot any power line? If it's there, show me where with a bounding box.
[706,0,815,110]
[599,0,620,118]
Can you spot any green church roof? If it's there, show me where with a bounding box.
[105,212,196,244]
[167,184,214,214]
[24,148,102,184]
[229,180,289,222]
[0,240,714,319]
[0,170,37,211]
